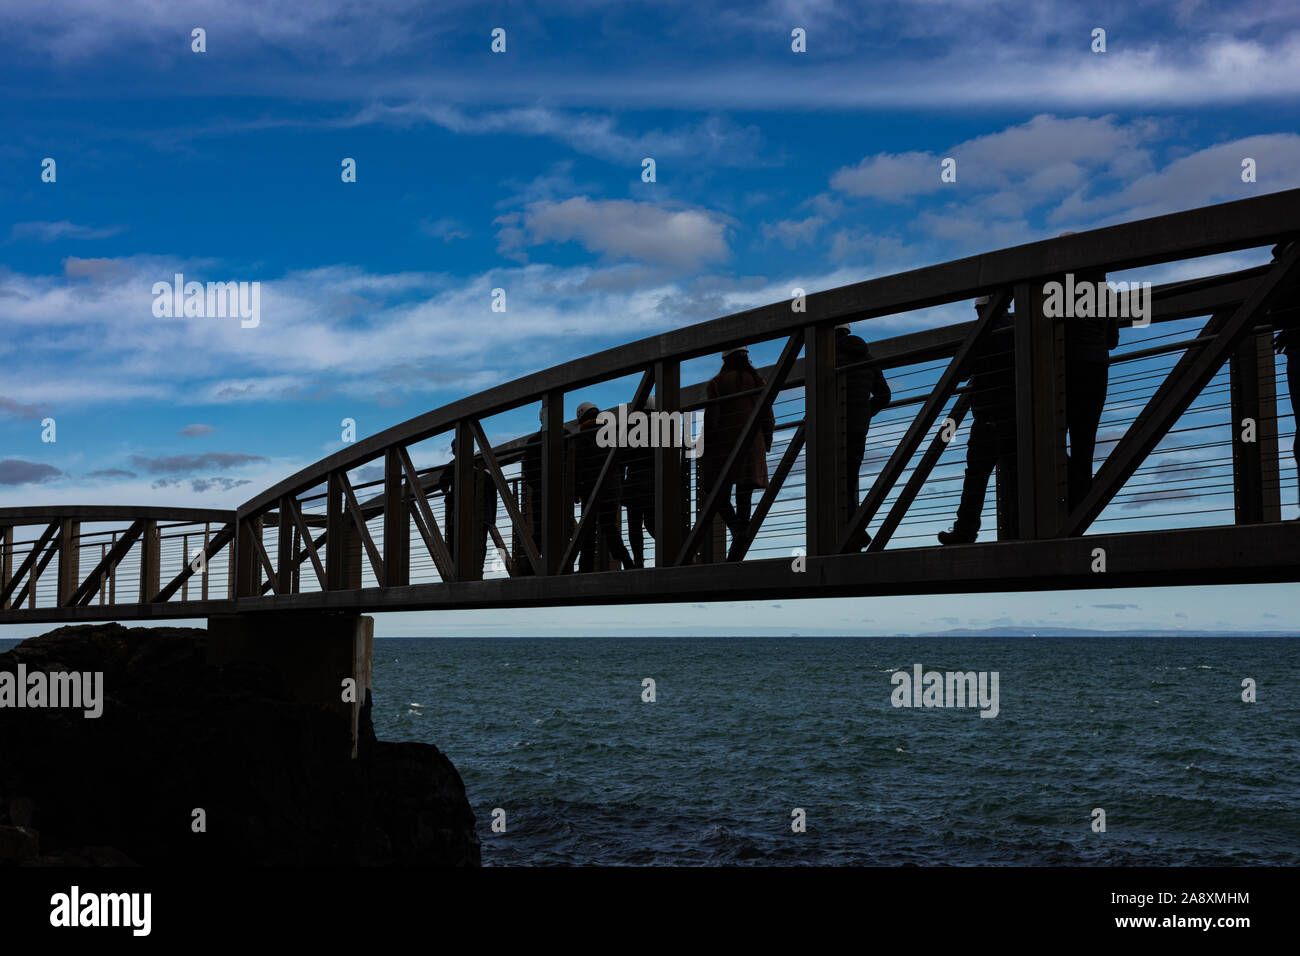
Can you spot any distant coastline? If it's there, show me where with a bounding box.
[3,627,1300,644]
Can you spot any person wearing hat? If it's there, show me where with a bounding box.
[939,296,1018,544]
[836,321,891,547]
[699,345,774,557]
[571,400,636,572]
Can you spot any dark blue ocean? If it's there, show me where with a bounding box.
[371,636,1300,866]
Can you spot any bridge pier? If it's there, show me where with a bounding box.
[207,612,374,758]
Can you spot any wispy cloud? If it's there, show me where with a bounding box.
[497,197,733,270]
[9,221,124,242]
[130,452,269,474]
[0,396,48,421]
[6,2,1299,109]
[418,217,470,242]
[0,459,62,485]
[339,102,766,165]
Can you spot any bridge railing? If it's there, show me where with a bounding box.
[0,507,236,619]
[2,189,1298,621]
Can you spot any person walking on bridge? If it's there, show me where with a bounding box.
[938,297,1018,545]
[1062,255,1119,514]
[623,395,660,568]
[699,346,774,556]
[837,321,892,549]
[572,400,636,572]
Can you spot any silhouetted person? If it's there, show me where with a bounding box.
[939,298,1017,544]
[1063,261,1119,513]
[837,321,892,548]
[572,401,635,572]
[623,396,658,568]
[699,346,774,552]
[1269,241,1300,516]
[436,443,499,576]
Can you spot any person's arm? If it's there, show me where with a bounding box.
[870,369,892,417]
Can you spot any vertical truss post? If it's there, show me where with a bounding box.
[1230,331,1282,523]
[1014,280,1068,539]
[384,447,411,586]
[235,516,261,597]
[541,390,566,575]
[56,519,80,607]
[138,519,160,604]
[0,525,11,611]
[654,360,684,567]
[326,473,362,590]
[276,497,294,594]
[202,524,211,601]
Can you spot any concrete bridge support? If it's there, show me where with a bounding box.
[207,612,374,758]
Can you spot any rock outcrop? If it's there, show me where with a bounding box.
[0,623,479,866]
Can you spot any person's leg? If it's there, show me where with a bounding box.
[735,485,754,525]
[627,504,646,567]
[575,504,596,573]
[942,417,996,542]
[713,484,739,526]
[1067,359,1108,512]
[599,503,635,569]
[478,526,492,577]
[994,414,1019,540]
[444,519,455,567]
[845,428,866,514]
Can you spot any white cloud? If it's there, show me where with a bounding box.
[832,115,1152,200]
[1049,133,1300,225]
[501,197,733,271]
[760,215,826,248]
[831,151,946,200]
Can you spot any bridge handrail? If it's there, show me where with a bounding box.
[0,505,235,523]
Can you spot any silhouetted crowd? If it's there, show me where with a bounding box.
[438,241,1300,575]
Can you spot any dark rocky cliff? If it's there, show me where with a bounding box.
[0,623,480,866]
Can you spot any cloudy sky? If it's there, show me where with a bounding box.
[2,0,1298,637]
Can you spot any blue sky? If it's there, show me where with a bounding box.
[2,0,1299,637]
